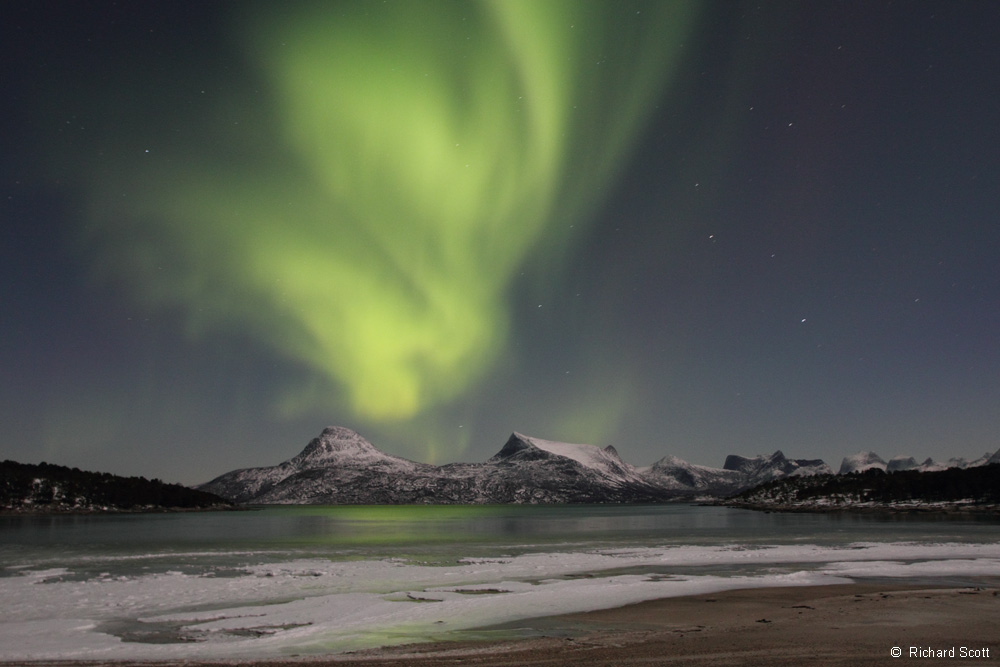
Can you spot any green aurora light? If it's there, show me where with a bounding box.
[77,1,697,425]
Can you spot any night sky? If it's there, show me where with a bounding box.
[3,1,998,484]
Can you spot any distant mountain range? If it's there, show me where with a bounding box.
[838,450,1000,474]
[198,426,997,505]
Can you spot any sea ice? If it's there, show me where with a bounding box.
[1,541,998,660]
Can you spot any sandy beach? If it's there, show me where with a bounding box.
[15,581,999,667]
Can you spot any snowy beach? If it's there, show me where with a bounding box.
[7,583,999,666]
[2,505,999,662]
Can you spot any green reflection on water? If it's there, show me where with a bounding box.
[265,504,515,521]
[258,504,538,550]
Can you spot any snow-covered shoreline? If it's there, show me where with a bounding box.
[3,541,999,662]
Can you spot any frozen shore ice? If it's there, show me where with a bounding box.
[2,541,999,661]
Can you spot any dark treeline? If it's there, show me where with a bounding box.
[1,460,230,511]
[731,463,1000,506]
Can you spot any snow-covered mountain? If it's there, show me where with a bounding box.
[886,455,920,472]
[638,456,743,496]
[637,451,832,497]
[198,426,429,504]
[290,426,416,468]
[200,426,997,505]
[492,433,651,488]
[200,427,841,504]
[843,449,1000,475]
[839,451,888,475]
[200,429,671,505]
[723,451,833,487]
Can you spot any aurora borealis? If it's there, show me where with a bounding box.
[74,0,694,422]
[3,1,999,482]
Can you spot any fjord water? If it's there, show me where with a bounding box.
[5,504,1000,565]
[2,505,999,660]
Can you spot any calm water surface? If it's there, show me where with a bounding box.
[3,504,999,569]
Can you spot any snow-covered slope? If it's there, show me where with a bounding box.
[198,427,425,503]
[886,456,919,472]
[517,433,620,470]
[474,433,671,502]
[492,433,650,488]
[973,448,1000,467]
[289,426,418,469]
[640,455,742,495]
[839,451,888,475]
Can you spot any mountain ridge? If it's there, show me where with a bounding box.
[200,427,846,504]
[199,426,1000,506]
[839,449,997,475]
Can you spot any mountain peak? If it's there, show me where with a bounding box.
[510,433,621,470]
[293,426,380,463]
[887,455,919,472]
[839,451,887,475]
[723,452,786,474]
[650,454,688,469]
[490,432,646,487]
[490,433,550,462]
